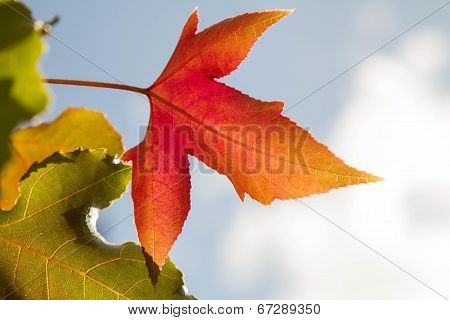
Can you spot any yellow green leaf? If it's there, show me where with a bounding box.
[1,107,124,210]
[0,1,49,170]
[0,149,192,299]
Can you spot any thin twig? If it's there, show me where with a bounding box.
[43,78,148,95]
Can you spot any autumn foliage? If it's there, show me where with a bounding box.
[0,2,380,299]
[122,9,380,267]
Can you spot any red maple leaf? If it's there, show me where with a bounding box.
[122,9,380,267]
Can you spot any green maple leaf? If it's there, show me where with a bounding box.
[0,149,192,299]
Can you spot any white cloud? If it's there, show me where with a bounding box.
[218,29,450,299]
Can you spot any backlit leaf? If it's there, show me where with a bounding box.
[0,107,124,210]
[0,0,48,170]
[0,149,192,299]
[124,9,381,267]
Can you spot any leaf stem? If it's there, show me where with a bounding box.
[43,78,148,95]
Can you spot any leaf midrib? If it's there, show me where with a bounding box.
[0,234,129,300]
[147,91,374,181]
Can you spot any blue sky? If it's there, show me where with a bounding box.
[24,1,450,299]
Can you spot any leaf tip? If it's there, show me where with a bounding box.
[273,8,295,18]
[369,174,384,183]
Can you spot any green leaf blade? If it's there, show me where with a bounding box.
[0,1,49,170]
[1,107,125,210]
[0,149,192,300]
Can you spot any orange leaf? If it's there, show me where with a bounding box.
[124,9,380,267]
